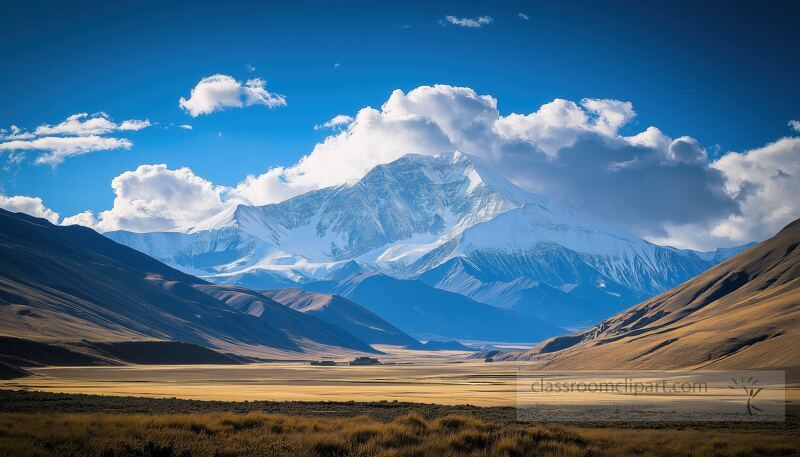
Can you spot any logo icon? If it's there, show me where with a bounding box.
[729,376,763,416]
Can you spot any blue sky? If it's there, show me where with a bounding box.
[1,0,799,249]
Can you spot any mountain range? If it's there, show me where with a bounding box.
[0,209,377,360]
[252,288,419,347]
[107,152,747,333]
[488,217,800,371]
[1,156,796,375]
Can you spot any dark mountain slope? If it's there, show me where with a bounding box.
[0,209,374,357]
[260,288,420,347]
[304,266,565,342]
[191,284,377,353]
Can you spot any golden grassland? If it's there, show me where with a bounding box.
[0,412,797,457]
[5,361,797,409]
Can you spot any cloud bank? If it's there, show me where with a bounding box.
[17,84,794,250]
[87,164,226,232]
[179,74,286,117]
[0,195,60,224]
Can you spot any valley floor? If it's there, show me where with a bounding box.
[3,357,799,419]
[1,359,521,406]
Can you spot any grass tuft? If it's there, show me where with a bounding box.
[0,412,796,457]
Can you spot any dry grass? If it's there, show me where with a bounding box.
[0,412,797,457]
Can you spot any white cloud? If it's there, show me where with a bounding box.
[314,114,354,130]
[789,120,800,132]
[34,112,150,136]
[492,98,634,157]
[177,124,193,130]
[580,98,636,136]
[179,74,286,117]
[1,112,148,166]
[640,135,800,249]
[76,85,797,249]
[0,195,59,224]
[227,85,780,250]
[625,126,672,151]
[118,119,151,131]
[226,86,655,205]
[518,13,529,20]
[0,135,133,166]
[95,164,227,232]
[667,136,707,163]
[228,86,460,205]
[0,125,36,140]
[709,137,800,244]
[494,99,590,157]
[443,15,493,28]
[61,210,98,229]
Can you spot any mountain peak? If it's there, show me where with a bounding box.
[105,153,746,331]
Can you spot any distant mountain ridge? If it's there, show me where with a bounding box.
[259,288,421,347]
[491,218,800,370]
[106,152,749,330]
[301,263,565,342]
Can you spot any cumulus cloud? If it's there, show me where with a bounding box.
[710,137,799,242]
[76,85,797,249]
[790,120,800,132]
[1,112,149,166]
[442,15,493,28]
[228,87,460,205]
[494,98,632,157]
[223,85,798,249]
[645,136,800,249]
[0,195,59,224]
[94,164,227,232]
[228,86,715,216]
[61,210,98,229]
[314,114,354,130]
[179,74,286,117]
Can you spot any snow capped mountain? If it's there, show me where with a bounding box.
[106,152,746,330]
[416,203,733,327]
[108,152,534,281]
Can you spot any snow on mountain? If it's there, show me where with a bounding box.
[105,152,747,330]
[412,193,751,327]
[107,151,533,280]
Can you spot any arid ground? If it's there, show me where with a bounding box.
[2,350,797,419]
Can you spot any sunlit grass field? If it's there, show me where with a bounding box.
[0,412,797,457]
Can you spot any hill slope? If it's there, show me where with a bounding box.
[500,218,800,370]
[304,265,565,342]
[260,289,420,347]
[0,209,374,358]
